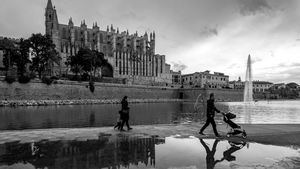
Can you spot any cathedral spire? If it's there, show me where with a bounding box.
[110,24,114,32]
[46,0,53,9]
[68,17,73,26]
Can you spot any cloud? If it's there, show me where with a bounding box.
[199,26,218,38]
[252,57,263,64]
[171,61,188,72]
[290,63,300,67]
[236,0,272,16]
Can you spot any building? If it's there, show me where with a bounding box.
[45,0,172,85]
[229,78,273,92]
[181,70,229,88]
[170,70,182,85]
[253,81,273,93]
[229,77,244,89]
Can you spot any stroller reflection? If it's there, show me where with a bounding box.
[221,140,247,162]
[199,139,248,169]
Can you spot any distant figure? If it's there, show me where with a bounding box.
[89,112,95,127]
[120,96,132,131]
[199,93,221,137]
[199,139,223,169]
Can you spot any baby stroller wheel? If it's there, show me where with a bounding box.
[226,134,230,138]
[242,132,247,138]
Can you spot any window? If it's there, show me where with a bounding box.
[62,28,66,39]
[100,34,103,43]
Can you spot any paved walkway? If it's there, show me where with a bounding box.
[0,123,299,146]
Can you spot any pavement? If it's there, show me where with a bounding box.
[0,123,299,147]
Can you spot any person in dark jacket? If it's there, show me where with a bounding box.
[199,93,221,137]
[120,96,132,131]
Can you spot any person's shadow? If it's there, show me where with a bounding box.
[199,139,223,169]
[199,139,247,169]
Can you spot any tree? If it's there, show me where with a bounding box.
[16,38,31,76]
[66,54,83,79]
[286,82,299,89]
[0,38,31,76]
[28,33,60,78]
[67,48,108,81]
[0,38,18,71]
[91,50,108,79]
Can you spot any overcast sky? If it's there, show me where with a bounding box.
[0,0,299,83]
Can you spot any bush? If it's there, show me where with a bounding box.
[5,76,15,84]
[42,76,53,85]
[71,75,81,81]
[50,76,59,80]
[81,73,90,81]
[29,72,36,79]
[18,75,31,84]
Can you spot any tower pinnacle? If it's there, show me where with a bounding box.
[46,0,53,9]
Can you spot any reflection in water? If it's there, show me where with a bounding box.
[0,136,299,169]
[199,139,247,169]
[0,100,300,130]
[199,139,223,169]
[0,102,213,130]
[0,134,165,169]
[222,141,247,162]
[222,100,300,124]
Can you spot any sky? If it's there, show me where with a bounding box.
[0,0,299,83]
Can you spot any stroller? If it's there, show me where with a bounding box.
[222,112,247,138]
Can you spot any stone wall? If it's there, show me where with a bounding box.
[0,81,178,100]
[0,81,243,101]
[178,88,243,102]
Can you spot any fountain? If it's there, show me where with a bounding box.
[244,55,253,102]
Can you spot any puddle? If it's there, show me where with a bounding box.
[0,135,299,169]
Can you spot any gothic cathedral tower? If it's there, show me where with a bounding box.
[45,0,61,53]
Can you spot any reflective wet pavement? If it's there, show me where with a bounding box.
[0,134,299,169]
[1,101,300,168]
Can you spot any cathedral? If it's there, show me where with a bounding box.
[45,0,172,85]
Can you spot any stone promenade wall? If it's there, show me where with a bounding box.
[0,81,178,100]
[0,81,243,102]
[179,88,243,102]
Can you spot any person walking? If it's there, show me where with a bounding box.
[120,96,132,131]
[199,93,221,137]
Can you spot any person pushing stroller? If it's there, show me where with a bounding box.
[199,93,222,137]
[114,96,133,131]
